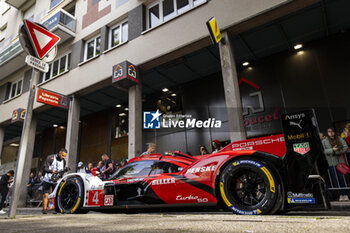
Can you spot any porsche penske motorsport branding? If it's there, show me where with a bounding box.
[185,165,216,174]
[151,178,175,185]
[230,136,285,151]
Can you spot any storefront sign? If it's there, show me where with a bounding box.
[239,78,282,137]
[112,61,139,89]
[11,108,26,124]
[36,88,69,109]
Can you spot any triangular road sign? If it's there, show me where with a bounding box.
[24,20,60,59]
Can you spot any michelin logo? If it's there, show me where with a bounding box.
[143,110,162,129]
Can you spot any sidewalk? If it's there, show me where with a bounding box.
[0,202,349,219]
[330,201,350,211]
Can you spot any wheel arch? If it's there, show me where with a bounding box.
[55,174,87,213]
[214,151,286,211]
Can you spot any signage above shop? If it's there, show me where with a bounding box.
[23,20,60,59]
[25,55,49,72]
[206,17,223,44]
[112,61,139,89]
[11,108,26,124]
[36,88,69,109]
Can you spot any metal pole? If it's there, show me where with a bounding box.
[8,68,39,218]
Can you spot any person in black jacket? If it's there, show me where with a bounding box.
[0,170,14,214]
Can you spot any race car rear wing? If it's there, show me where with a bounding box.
[281,109,328,192]
[220,109,328,193]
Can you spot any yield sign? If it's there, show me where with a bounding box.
[24,20,60,59]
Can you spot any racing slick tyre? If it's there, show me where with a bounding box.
[56,176,85,214]
[219,159,280,215]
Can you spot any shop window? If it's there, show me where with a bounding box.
[50,0,63,9]
[85,36,101,60]
[39,53,71,83]
[146,0,207,29]
[7,79,23,100]
[109,21,128,49]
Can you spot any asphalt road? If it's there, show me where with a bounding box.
[1,209,350,233]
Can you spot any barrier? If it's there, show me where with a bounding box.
[325,152,350,200]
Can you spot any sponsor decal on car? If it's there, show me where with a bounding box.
[293,142,310,155]
[151,178,175,185]
[175,195,208,203]
[185,165,216,174]
[104,195,114,206]
[284,113,306,120]
[230,136,285,151]
[287,132,311,140]
[233,160,262,168]
[230,206,262,215]
[287,192,315,203]
[288,198,315,204]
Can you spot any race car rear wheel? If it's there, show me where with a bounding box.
[219,159,280,215]
[56,177,84,214]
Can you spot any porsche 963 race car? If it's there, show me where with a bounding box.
[48,110,329,215]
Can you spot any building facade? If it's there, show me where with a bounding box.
[0,0,350,178]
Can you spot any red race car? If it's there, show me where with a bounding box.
[48,110,329,215]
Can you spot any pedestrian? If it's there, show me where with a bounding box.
[343,127,350,148]
[319,132,326,141]
[86,163,93,174]
[0,170,14,214]
[120,159,128,168]
[77,161,86,173]
[140,143,156,156]
[322,128,349,201]
[42,148,68,214]
[27,172,35,199]
[199,145,209,155]
[211,140,222,153]
[101,154,116,180]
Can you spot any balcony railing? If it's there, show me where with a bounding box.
[42,9,76,33]
[5,0,35,10]
[0,39,23,66]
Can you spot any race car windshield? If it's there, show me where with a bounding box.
[110,160,155,179]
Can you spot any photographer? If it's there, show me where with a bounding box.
[42,148,68,214]
[0,170,14,214]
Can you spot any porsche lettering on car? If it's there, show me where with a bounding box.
[48,110,330,215]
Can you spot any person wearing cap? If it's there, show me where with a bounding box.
[212,140,222,153]
[0,170,14,214]
[77,161,86,173]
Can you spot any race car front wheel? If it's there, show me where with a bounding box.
[56,176,85,214]
[219,159,280,215]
